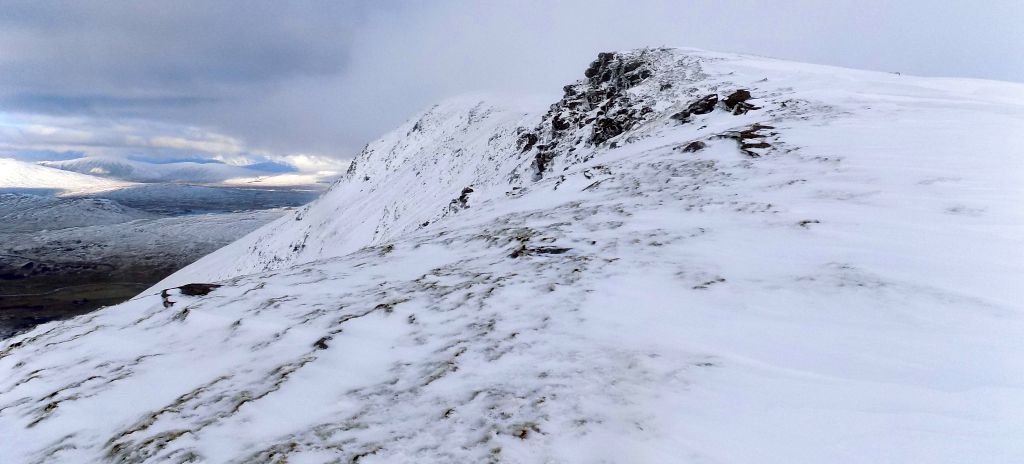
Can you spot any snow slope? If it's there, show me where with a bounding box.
[0,158,132,194]
[2,48,1024,463]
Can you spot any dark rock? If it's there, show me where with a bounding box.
[178,283,222,296]
[623,60,643,74]
[689,94,719,115]
[313,336,331,350]
[528,50,662,179]
[160,289,174,308]
[517,133,538,152]
[533,151,556,180]
[458,186,474,206]
[551,114,571,132]
[671,94,719,123]
[738,123,775,139]
[584,52,616,79]
[512,245,572,258]
[723,89,760,115]
[740,141,771,150]
[723,89,751,106]
[679,141,707,153]
[531,246,571,255]
[449,186,476,212]
[714,123,776,157]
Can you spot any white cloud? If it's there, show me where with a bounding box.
[270,154,349,173]
[0,111,336,174]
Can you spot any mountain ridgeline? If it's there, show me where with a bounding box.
[2,48,1022,463]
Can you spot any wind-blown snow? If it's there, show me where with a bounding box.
[2,48,1023,463]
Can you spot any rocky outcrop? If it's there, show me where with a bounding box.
[714,123,777,157]
[524,51,660,180]
[160,283,222,308]
[670,94,719,122]
[723,89,760,115]
[521,49,765,181]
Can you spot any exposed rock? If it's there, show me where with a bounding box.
[448,186,475,212]
[671,94,719,123]
[517,133,538,153]
[723,89,760,115]
[510,245,572,258]
[178,283,222,297]
[678,141,707,153]
[715,123,777,157]
[160,283,222,308]
[525,50,663,179]
[532,151,557,181]
[313,336,331,350]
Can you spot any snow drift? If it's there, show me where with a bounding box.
[2,48,1023,463]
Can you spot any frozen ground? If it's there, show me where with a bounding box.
[1,48,1023,463]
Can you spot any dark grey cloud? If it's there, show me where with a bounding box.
[0,1,358,86]
[1,0,1021,162]
[0,94,214,115]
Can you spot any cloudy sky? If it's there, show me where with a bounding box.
[1,0,1021,167]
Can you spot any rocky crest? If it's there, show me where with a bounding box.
[520,48,767,181]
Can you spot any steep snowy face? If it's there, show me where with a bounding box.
[154,49,781,287]
[3,49,1024,463]
[151,97,544,287]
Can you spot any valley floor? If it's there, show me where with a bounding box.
[0,188,314,338]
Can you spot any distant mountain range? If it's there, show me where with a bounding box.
[0,156,342,196]
[0,158,132,194]
[39,156,338,185]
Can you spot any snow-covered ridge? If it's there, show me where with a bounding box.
[0,158,133,194]
[40,156,249,183]
[39,156,341,186]
[2,48,1024,463]
[150,95,544,288]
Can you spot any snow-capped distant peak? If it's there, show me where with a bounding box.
[37,156,343,187]
[39,156,260,184]
[0,158,133,195]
